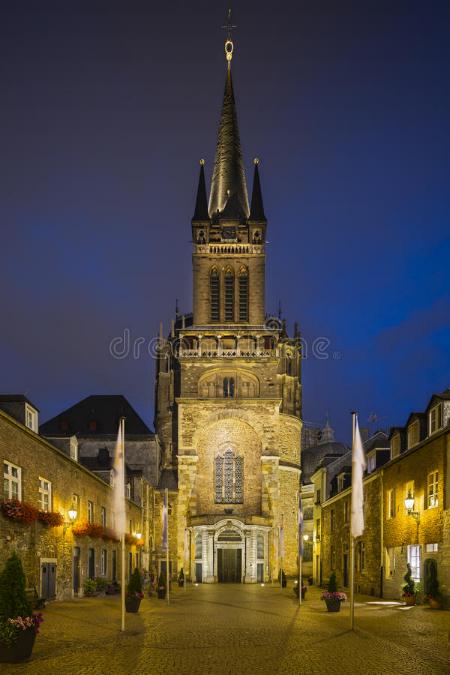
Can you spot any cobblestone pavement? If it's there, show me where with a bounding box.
[2,585,449,675]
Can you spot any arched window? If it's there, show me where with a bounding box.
[215,449,244,503]
[210,268,220,322]
[224,269,234,321]
[239,268,249,322]
[223,377,235,398]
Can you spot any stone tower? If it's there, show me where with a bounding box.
[154,32,302,583]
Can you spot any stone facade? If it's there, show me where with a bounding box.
[0,408,152,600]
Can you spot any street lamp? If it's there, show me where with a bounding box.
[68,508,77,522]
[303,534,309,542]
[134,532,142,540]
[404,491,420,522]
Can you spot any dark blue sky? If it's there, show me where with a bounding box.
[1,1,449,442]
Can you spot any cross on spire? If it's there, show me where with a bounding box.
[222,8,236,39]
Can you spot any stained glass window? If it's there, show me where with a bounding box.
[215,449,244,503]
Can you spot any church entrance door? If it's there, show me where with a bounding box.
[218,548,242,583]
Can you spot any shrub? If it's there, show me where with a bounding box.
[158,572,166,589]
[83,578,97,596]
[402,564,415,596]
[0,552,32,622]
[127,569,143,598]
[95,577,108,592]
[327,572,338,594]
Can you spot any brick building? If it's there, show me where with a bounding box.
[317,389,450,606]
[0,396,154,600]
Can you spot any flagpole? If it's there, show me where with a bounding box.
[280,513,284,590]
[120,417,126,632]
[165,487,170,605]
[350,411,356,631]
[298,491,302,607]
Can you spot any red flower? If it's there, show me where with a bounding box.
[0,499,38,524]
[38,511,64,527]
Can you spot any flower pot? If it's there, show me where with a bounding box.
[325,598,341,612]
[157,587,166,600]
[125,596,141,613]
[178,580,184,587]
[0,627,36,663]
[403,595,416,606]
[428,597,441,610]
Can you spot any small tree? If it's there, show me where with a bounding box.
[402,563,415,596]
[127,569,143,597]
[424,558,440,598]
[327,572,338,594]
[0,552,32,621]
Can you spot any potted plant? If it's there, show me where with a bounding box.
[321,572,347,612]
[157,572,167,600]
[95,578,108,595]
[424,558,442,609]
[178,568,185,588]
[0,553,44,663]
[402,564,416,606]
[126,569,144,613]
[278,569,287,588]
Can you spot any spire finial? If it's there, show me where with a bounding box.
[222,8,236,68]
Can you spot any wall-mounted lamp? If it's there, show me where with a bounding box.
[303,534,309,542]
[68,508,77,522]
[134,532,142,540]
[404,491,420,523]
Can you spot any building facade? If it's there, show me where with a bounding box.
[1,397,153,600]
[317,390,450,606]
[154,36,302,582]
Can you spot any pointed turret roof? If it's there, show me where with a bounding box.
[208,63,249,220]
[249,159,266,221]
[192,160,209,221]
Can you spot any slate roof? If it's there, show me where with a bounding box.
[40,395,152,437]
[249,160,266,221]
[0,394,39,411]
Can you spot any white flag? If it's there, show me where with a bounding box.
[351,415,366,538]
[112,419,126,536]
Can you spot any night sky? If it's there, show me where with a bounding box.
[1,1,449,442]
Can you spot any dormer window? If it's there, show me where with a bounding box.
[367,453,376,473]
[391,433,401,458]
[25,404,37,432]
[407,420,420,448]
[429,403,443,435]
[337,474,345,492]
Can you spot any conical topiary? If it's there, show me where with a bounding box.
[127,569,142,596]
[0,552,32,621]
[327,572,338,593]
[402,563,415,596]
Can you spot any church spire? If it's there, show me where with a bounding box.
[249,158,266,221]
[208,16,250,220]
[192,159,209,221]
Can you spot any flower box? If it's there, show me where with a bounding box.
[0,500,38,524]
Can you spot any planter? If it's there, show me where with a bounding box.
[0,627,36,663]
[293,586,307,599]
[178,580,184,587]
[157,587,166,600]
[125,596,141,613]
[403,595,416,606]
[324,598,341,612]
[428,597,442,610]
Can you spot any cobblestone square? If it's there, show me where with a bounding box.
[2,585,449,675]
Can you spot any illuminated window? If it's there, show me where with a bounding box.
[429,403,443,434]
[387,489,396,519]
[195,534,202,560]
[391,434,401,458]
[25,405,37,432]
[3,461,21,500]
[38,477,52,512]
[407,544,421,581]
[210,268,220,322]
[224,269,234,321]
[425,543,438,553]
[215,449,244,503]
[238,268,249,321]
[88,500,94,523]
[257,534,264,559]
[101,549,107,576]
[427,471,438,508]
[407,421,420,448]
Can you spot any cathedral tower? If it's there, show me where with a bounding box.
[154,28,302,583]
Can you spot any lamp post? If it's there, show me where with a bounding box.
[404,491,420,523]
